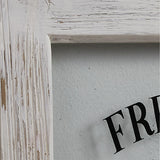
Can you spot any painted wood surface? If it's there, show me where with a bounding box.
[0,0,53,159]
[48,0,159,43]
[0,0,159,160]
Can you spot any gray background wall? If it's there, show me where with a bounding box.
[52,44,159,160]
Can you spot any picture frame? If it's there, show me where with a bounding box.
[0,0,159,160]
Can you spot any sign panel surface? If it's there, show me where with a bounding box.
[52,44,159,160]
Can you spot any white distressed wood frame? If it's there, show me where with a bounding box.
[0,0,159,160]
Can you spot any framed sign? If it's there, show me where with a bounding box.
[52,44,159,160]
[0,0,159,160]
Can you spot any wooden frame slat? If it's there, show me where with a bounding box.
[0,0,53,159]
[48,0,159,43]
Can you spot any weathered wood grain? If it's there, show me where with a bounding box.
[0,0,53,159]
[48,0,159,43]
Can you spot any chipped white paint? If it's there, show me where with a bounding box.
[49,0,159,43]
[0,0,159,160]
[0,0,53,160]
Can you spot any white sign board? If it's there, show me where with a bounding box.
[52,44,159,160]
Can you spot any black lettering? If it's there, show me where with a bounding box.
[127,102,154,143]
[103,110,125,153]
[150,95,160,134]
